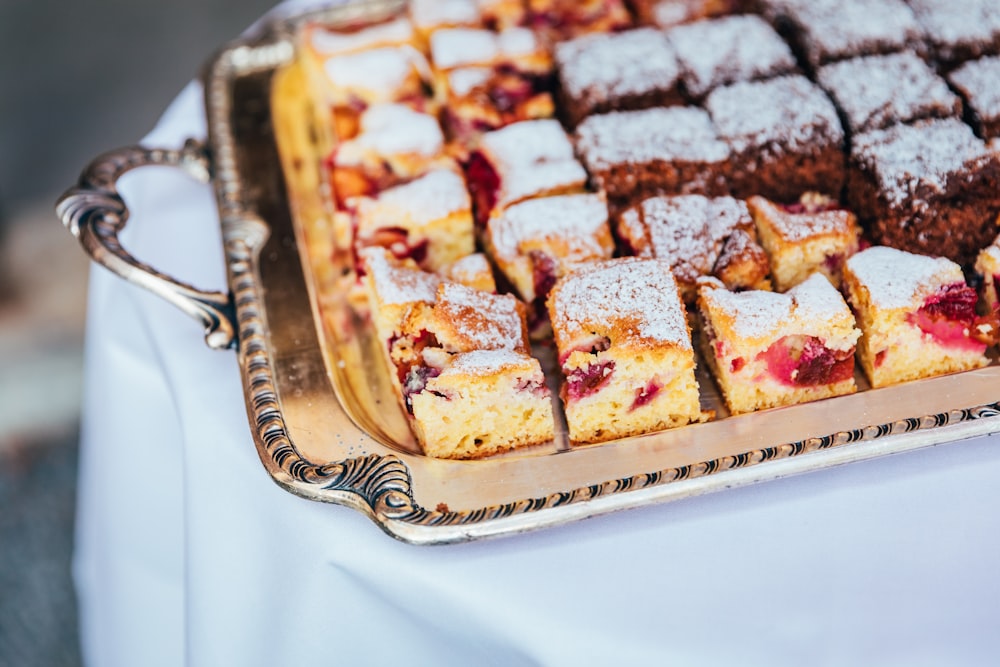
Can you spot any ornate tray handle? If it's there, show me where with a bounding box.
[57,140,237,350]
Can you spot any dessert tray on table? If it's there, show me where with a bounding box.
[58,0,1000,545]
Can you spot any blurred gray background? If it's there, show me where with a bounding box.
[0,1,275,665]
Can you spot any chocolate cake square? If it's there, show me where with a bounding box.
[554,28,684,128]
[667,14,798,101]
[817,51,961,136]
[846,118,1000,266]
[948,56,1000,141]
[704,75,846,202]
[907,0,1000,68]
[574,106,732,209]
[757,0,923,72]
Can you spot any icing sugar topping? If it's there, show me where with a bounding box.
[908,0,1000,56]
[846,245,963,309]
[668,15,796,99]
[949,56,1000,123]
[324,46,428,101]
[706,75,843,154]
[489,193,610,260]
[575,106,730,169]
[431,27,539,70]
[362,248,442,306]
[440,349,539,376]
[552,258,690,346]
[337,104,443,163]
[555,28,680,105]
[481,120,587,204]
[309,18,414,56]
[850,118,991,207]
[817,51,959,134]
[355,169,470,230]
[751,197,854,242]
[409,0,480,30]
[436,282,525,349]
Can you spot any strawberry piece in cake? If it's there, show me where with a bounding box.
[816,51,961,137]
[527,0,632,41]
[949,56,1000,143]
[747,193,860,291]
[574,106,732,211]
[705,75,846,203]
[842,246,992,388]
[486,193,615,332]
[327,103,451,207]
[697,273,861,414]
[429,27,554,143]
[907,0,1000,68]
[350,168,475,272]
[666,15,798,103]
[465,119,588,230]
[616,194,771,302]
[548,258,705,444]
[755,0,923,73]
[846,118,1000,266]
[627,0,745,28]
[553,28,684,128]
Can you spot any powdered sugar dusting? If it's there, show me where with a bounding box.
[490,193,610,259]
[668,15,797,99]
[336,104,443,163]
[447,67,493,96]
[441,349,539,376]
[355,169,470,229]
[430,28,499,70]
[817,51,959,134]
[575,107,730,170]
[324,46,427,101]
[552,258,690,346]
[362,248,442,305]
[706,75,843,155]
[555,28,680,106]
[846,245,963,309]
[850,118,991,207]
[437,282,525,349]
[497,27,540,58]
[410,0,481,31]
[636,195,752,285]
[752,197,854,242]
[482,120,588,204]
[909,0,1000,63]
[949,56,1000,126]
[309,18,414,56]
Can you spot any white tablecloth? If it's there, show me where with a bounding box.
[75,14,1000,667]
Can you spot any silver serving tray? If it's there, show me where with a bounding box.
[58,0,1000,545]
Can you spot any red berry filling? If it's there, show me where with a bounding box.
[565,360,615,401]
[401,365,444,414]
[527,250,558,330]
[516,377,550,399]
[630,379,662,410]
[368,226,429,266]
[464,150,500,229]
[907,283,987,352]
[758,335,854,387]
[558,335,611,366]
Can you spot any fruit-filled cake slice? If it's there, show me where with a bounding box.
[697,273,861,414]
[628,0,745,28]
[842,246,992,388]
[746,193,860,292]
[349,167,475,272]
[465,119,588,230]
[547,258,705,444]
[616,194,771,302]
[485,192,615,333]
[527,0,632,41]
[429,27,554,143]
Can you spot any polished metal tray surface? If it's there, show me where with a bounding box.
[59,1,1000,545]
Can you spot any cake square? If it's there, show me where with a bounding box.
[465,119,588,229]
[907,0,1000,68]
[553,28,684,128]
[547,258,705,444]
[842,246,991,387]
[697,273,861,414]
[616,194,771,302]
[486,193,615,330]
[327,103,451,207]
[756,0,923,72]
[747,193,861,291]
[350,168,475,272]
[948,56,1000,142]
[816,51,961,136]
[628,0,745,28]
[711,227,773,295]
[666,14,798,102]
[409,0,483,46]
[574,106,732,209]
[527,0,633,41]
[429,27,554,142]
[705,75,846,202]
[845,118,1000,266]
